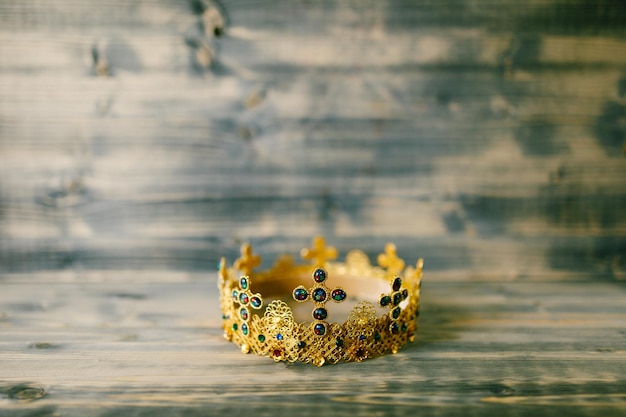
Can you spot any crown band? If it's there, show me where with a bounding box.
[218,237,423,366]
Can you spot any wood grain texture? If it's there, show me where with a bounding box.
[1,0,626,415]
[1,276,626,416]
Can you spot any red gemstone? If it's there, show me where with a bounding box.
[354,347,367,361]
[272,348,283,358]
[239,293,249,305]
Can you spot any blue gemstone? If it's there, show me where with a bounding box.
[392,307,402,320]
[312,288,327,302]
[276,334,283,341]
[240,307,249,321]
[239,292,249,305]
[313,307,328,321]
[313,268,327,283]
[242,323,249,336]
[293,287,309,301]
[313,323,326,336]
[359,335,366,341]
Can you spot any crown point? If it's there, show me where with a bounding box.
[218,257,228,284]
[234,243,261,276]
[301,236,337,267]
[377,243,405,275]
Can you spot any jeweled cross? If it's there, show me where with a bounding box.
[378,276,409,334]
[300,236,338,267]
[234,243,261,276]
[377,243,405,275]
[231,275,263,338]
[292,268,346,337]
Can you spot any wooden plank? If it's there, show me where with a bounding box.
[1,278,625,416]
[1,0,625,414]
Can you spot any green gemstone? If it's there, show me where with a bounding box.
[374,333,381,341]
[232,323,238,331]
[401,323,408,332]
[335,338,344,347]
[258,334,266,343]
[380,295,391,307]
[240,276,249,290]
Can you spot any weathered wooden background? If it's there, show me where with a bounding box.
[1,1,625,416]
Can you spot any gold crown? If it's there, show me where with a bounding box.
[218,237,423,366]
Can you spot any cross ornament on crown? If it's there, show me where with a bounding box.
[234,243,261,276]
[377,242,405,275]
[300,236,338,267]
[218,237,424,365]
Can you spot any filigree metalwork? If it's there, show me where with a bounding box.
[217,237,423,366]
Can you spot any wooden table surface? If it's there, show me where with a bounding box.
[1,0,625,416]
[1,270,626,416]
